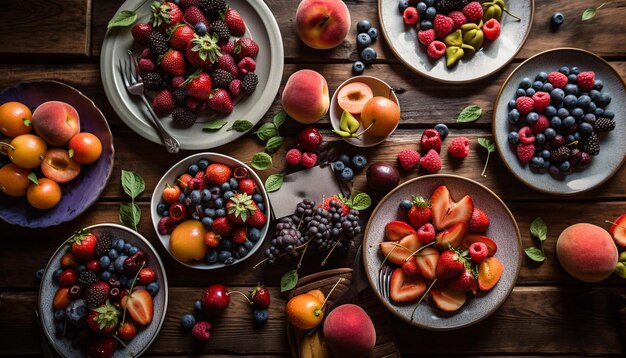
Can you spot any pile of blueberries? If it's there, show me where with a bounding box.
[352,19,379,75]
[332,153,368,181]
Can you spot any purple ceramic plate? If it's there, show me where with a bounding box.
[362,174,522,330]
[0,80,114,228]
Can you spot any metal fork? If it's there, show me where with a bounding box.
[378,265,392,299]
[118,50,180,153]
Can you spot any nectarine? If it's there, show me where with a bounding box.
[32,101,80,147]
[169,220,208,262]
[296,0,351,49]
[282,70,329,124]
[323,304,376,358]
[360,96,400,137]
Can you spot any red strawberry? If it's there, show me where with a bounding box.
[408,195,431,229]
[183,5,208,27]
[420,128,442,152]
[160,49,186,76]
[468,207,490,233]
[239,178,256,194]
[462,1,483,23]
[121,288,154,326]
[250,285,271,309]
[402,256,420,276]
[530,114,549,134]
[447,11,466,30]
[232,226,248,244]
[430,185,474,230]
[118,320,138,341]
[69,231,97,261]
[238,57,256,75]
[168,24,195,50]
[152,89,175,115]
[468,241,488,264]
[417,29,435,46]
[205,163,231,185]
[433,14,454,38]
[131,23,153,44]
[86,282,110,309]
[447,136,470,158]
[208,88,234,114]
[577,71,595,91]
[384,220,417,242]
[419,149,442,173]
[234,38,259,59]
[87,337,117,358]
[482,18,500,41]
[226,193,253,224]
[138,267,157,285]
[448,267,477,291]
[212,217,233,236]
[221,41,236,55]
[247,207,267,228]
[547,71,568,89]
[321,196,349,216]
[150,1,183,31]
[389,268,427,303]
[415,246,439,280]
[185,71,212,100]
[515,96,534,115]
[217,53,239,77]
[427,40,446,59]
[58,269,78,287]
[380,233,421,265]
[224,8,246,37]
[398,149,421,171]
[87,301,119,334]
[516,143,534,164]
[435,249,465,280]
[186,33,221,68]
[417,223,436,244]
[532,91,550,112]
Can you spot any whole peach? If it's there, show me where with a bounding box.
[281,70,329,124]
[296,0,351,49]
[32,101,80,146]
[556,223,618,282]
[322,304,376,357]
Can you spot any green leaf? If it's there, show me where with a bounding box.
[121,170,145,200]
[477,138,495,153]
[28,172,38,185]
[251,152,272,171]
[119,203,141,230]
[272,111,287,129]
[265,136,284,153]
[108,10,138,29]
[264,173,284,192]
[280,269,298,292]
[350,192,372,211]
[255,123,278,141]
[524,247,545,262]
[68,148,75,158]
[202,119,227,130]
[582,7,597,21]
[457,104,482,123]
[530,217,547,242]
[228,120,254,132]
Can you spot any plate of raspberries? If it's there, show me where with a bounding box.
[100,0,284,150]
[493,48,626,195]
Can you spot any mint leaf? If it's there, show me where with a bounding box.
[255,123,278,141]
[272,111,287,129]
[202,119,227,130]
[525,247,545,262]
[265,136,284,153]
[457,104,482,123]
[121,170,145,200]
[264,173,284,192]
[119,203,141,230]
[28,172,38,185]
[251,152,272,170]
[108,10,138,29]
[530,217,547,242]
[477,138,495,152]
[582,7,597,20]
[280,269,298,292]
[350,192,372,211]
[228,120,254,132]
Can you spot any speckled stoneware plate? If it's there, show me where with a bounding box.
[0,80,114,228]
[378,0,534,83]
[493,48,626,195]
[100,0,283,150]
[150,153,271,269]
[38,224,168,357]
[363,174,522,330]
[329,76,400,147]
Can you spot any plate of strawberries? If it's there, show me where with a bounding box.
[38,224,168,357]
[100,0,284,150]
[378,0,533,83]
[362,174,522,330]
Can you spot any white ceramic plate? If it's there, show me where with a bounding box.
[100,0,283,150]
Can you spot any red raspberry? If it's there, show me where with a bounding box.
[532,91,550,112]
[462,1,483,23]
[301,152,317,168]
[516,96,534,115]
[397,149,421,171]
[447,137,470,158]
[516,143,535,164]
[229,79,241,96]
[238,57,256,75]
[469,242,488,264]
[517,126,535,144]
[482,18,500,41]
[547,71,568,89]
[171,76,185,89]
[419,149,442,173]
[403,7,419,25]
[192,321,211,341]
[577,71,595,91]
[433,14,454,38]
[138,58,155,72]
[140,48,152,59]
[420,128,442,152]
[529,114,549,134]
[417,223,435,244]
[157,217,176,235]
[221,41,235,55]
[285,148,302,166]
[426,40,446,59]
[418,29,435,46]
[447,11,466,30]
[402,257,420,276]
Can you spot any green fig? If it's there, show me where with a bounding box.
[339,111,351,132]
[463,28,484,51]
[483,2,503,21]
[444,30,463,47]
[340,111,360,133]
[445,46,464,67]
[615,262,626,279]
[460,23,480,31]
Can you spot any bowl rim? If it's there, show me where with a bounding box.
[362,174,523,330]
[150,152,271,270]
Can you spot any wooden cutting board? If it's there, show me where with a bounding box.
[286,268,401,358]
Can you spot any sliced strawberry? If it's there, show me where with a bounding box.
[461,234,498,257]
[430,185,450,230]
[610,214,626,246]
[430,287,466,312]
[414,246,439,280]
[379,233,422,265]
[435,221,467,249]
[389,268,427,303]
[121,288,154,326]
[384,220,417,241]
[478,257,504,290]
[442,195,473,229]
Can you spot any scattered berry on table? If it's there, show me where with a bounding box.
[356,19,372,33]
[447,137,470,158]
[253,309,269,325]
[420,128,442,152]
[397,149,421,171]
[550,12,565,29]
[434,123,449,139]
[367,27,379,40]
[352,61,365,75]
[333,161,346,172]
[419,149,442,173]
[301,152,318,168]
[35,268,45,281]
[285,148,303,166]
[192,321,212,341]
[351,154,368,170]
[340,167,354,181]
[360,47,377,65]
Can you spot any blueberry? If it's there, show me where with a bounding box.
[223,190,234,201]
[593,79,604,90]
[209,186,221,200]
[535,133,546,144]
[253,309,269,325]
[541,150,551,159]
[52,268,63,281]
[198,159,210,170]
[589,89,601,102]
[574,132,582,141]
[77,264,86,274]
[229,178,238,189]
[544,127,556,139]
[195,22,207,35]
[519,77,532,89]
[535,72,548,82]
[181,314,196,330]
[507,131,519,145]
[248,228,261,242]
[120,276,129,287]
[352,61,365,75]
[189,190,201,205]
[557,107,569,119]
[585,102,597,113]
[563,116,576,128]
[201,217,213,229]
[598,93,612,107]
[570,107,584,120]
[530,157,544,168]
[356,19,371,33]
[204,208,215,218]
[545,105,557,118]
[178,192,186,202]
[360,47,377,65]
[549,165,560,175]
[563,95,578,109]
[583,113,597,124]
[123,243,132,254]
[157,202,169,214]
[424,6,437,20]
[238,245,249,258]
[257,203,266,212]
[515,88,526,98]
[251,193,263,203]
[99,255,111,268]
[564,84,578,96]
[434,123,449,139]
[338,154,351,165]
[558,66,570,75]
[602,110,614,119]
[559,160,571,171]
[399,199,412,210]
[567,74,578,83]
[550,116,562,128]
[108,263,115,272]
[221,238,233,250]
[215,208,226,217]
[195,299,203,312]
[205,249,218,264]
[351,154,367,170]
[579,122,594,136]
[425,0,434,6]
[398,0,410,12]
[420,20,433,30]
[525,88,536,97]
[54,309,65,321]
[224,257,235,265]
[550,88,565,104]
[532,80,544,91]
[220,183,231,193]
[508,109,520,123]
[367,27,379,40]
[35,268,45,280]
[188,164,199,175]
[214,197,224,208]
[108,248,119,259]
[542,82,554,92]
[416,2,427,14]
[101,270,112,281]
[570,66,580,75]
[340,167,354,181]
[147,282,160,296]
[356,33,371,48]
[526,112,539,123]
[333,161,346,172]
[565,134,576,143]
[508,99,517,109]
[114,256,127,273]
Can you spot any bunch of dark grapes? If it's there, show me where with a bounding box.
[265,217,303,264]
[308,207,333,248]
[341,209,362,238]
[316,200,362,251]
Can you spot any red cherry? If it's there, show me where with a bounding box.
[201,284,231,313]
[297,127,323,152]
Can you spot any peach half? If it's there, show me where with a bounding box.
[337,82,373,114]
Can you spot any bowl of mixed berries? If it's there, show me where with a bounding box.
[39,224,168,357]
[151,152,271,269]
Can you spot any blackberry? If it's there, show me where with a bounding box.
[434,0,464,13]
[143,72,164,90]
[77,271,98,288]
[198,0,227,19]
[550,146,570,163]
[211,68,234,89]
[172,107,198,128]
[172,88,188,107]
[593,117,616,132]
[211,20,230,45]
[148,31,169,56]
[583,133,600,155]
[95,232,112,257]
[241,73,258,94]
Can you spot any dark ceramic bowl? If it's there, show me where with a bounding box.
[0,80,114,227]
[363,174,522,330]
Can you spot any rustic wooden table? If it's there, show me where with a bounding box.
[2,0,626,356]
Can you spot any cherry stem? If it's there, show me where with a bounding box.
[297,241,309,269]
[0,142,14,156]
[122,261,146,325]
[404,241,436,262]
[354,121,375,137]
[321,235,344,267]
[606,220,626,230]
[410,279,437,322]
[502,7,521,21]
[112,334,136,357]
[317,277,343,314]
[481,150,490,177]
[227,289,252,304]
[319,15,330,27]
